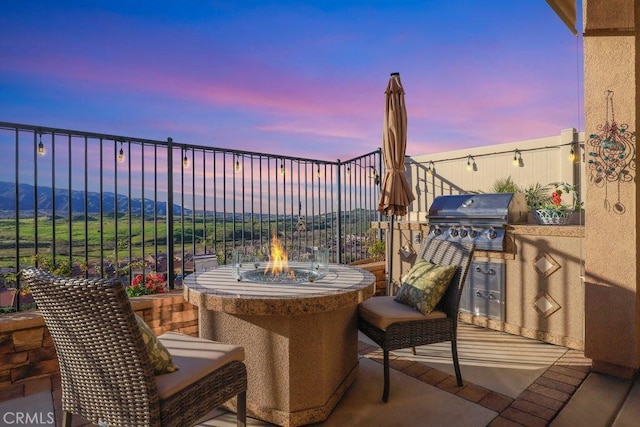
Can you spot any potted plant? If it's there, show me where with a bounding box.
[350,229,387,296]
[127,272,167,297]
[533,182,580,225]
[491,176,521,194]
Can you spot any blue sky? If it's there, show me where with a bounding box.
[0,0,582,161]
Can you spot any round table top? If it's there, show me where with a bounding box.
[183,263,376,316]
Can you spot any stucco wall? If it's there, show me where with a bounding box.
[583,0,639,376]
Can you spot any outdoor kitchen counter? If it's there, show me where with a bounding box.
[183,264,375,427]
[374,220,586,350]
[506,223,584,236]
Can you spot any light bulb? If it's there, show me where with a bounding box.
[513,150,523,167]
[183,155,190,168]
[118,147,125,163]
[467,155,477,172]
[38,140,45,156]
[235,160,241,172]
[346,167,351,176]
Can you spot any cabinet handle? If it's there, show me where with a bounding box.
[475,267,495,275]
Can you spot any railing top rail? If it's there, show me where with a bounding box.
[0,121,381,166]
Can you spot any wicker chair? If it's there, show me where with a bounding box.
[21,268,247,427]
[357,238,474,402]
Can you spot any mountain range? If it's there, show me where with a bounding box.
[0,181,185,216]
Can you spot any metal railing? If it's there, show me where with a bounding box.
[0,121,382,312]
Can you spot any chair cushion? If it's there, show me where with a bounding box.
[358,296,447,330]
[393,260,457,315]
[155,332,245,399]
[135,314,179,375]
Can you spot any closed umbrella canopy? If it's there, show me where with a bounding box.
[378,72,415,217]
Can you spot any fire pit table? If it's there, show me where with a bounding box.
[183,262,375,427]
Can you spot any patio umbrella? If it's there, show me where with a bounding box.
[378,72,415,296]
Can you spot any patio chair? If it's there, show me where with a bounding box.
[357,238,474,402]
[21,268,247,427]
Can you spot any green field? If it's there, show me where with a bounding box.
[0,213,372,270]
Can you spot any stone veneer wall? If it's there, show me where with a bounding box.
[0,291,198,402]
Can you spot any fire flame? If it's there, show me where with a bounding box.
[265,234,290,276]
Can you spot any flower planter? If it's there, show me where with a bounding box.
[534,208,574,225]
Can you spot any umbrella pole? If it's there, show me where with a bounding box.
[387,215,394,296]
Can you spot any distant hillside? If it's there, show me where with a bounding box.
[0,181,188,216]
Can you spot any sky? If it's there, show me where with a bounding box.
[0,0,583,162]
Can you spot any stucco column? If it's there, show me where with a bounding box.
[583,0,640,378]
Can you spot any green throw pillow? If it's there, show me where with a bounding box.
[394,260,457,315]
[134,314,179,375]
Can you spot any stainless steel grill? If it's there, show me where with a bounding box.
[425,193,527,251]
[425,192,527,321]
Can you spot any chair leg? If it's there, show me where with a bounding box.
[411,346,417,355]
[62,411,72,427]
[236,390,247,427]
[451,340,463,386]
[382,349,390,402]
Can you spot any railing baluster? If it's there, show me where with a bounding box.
[0,122,381,310]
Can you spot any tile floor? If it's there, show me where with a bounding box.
[1,323,638,426]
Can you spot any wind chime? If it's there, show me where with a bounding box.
[587,90,636,214]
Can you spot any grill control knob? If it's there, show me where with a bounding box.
[469,229,478,238]
[459,228,468,238]
[449,227,458,237]
[486,227,498,239]
[433,226,442,236]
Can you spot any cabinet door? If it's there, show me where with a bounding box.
[460,261,505,321]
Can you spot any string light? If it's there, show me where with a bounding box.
[466,155,477,172]
[513,149,523,167]
[316,163,321,178]
[37,133,45,156]
[234,154,242,172]
[346,167,351,176]
[117,142,125,163]
[369,166,380,185]
[420,141,578,173]
[569,146,576,162]
[182,150,190,168]
[279,160,285,175]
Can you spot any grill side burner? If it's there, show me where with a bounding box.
[425,193,527,251]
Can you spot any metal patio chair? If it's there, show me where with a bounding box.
[22,268,247,427]
[357,238,474,402]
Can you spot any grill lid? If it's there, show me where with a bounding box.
[427,193,527,224]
